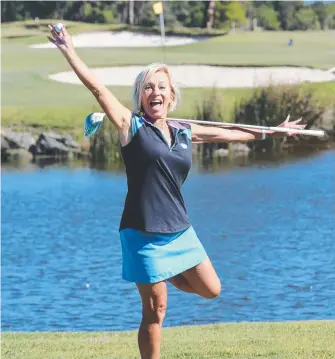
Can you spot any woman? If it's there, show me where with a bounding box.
[48,25,305,359]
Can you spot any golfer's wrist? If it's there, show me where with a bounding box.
[63,48,77,60]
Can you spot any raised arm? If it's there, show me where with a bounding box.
[47,24,131,137]
[191,117,305,143]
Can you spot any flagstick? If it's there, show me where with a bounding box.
[159,6,166,62]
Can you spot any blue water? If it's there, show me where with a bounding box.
[2,150,335,331]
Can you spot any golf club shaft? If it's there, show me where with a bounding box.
[166,118,324,137]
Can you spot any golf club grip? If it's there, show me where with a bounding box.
[265,127,324,137]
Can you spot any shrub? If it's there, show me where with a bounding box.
[257,5,281,30]
[195,88,226,159]
[137,2,158,27]
[294,8,320,30]
[102,10,114,24]
[233,85,326,152]
[89,114,120,164]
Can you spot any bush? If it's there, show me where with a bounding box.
[195,88,224,123]
[257,5,280,30]
[82,3,106,24]
[101,10,114,24]
[214,1,247,30]
[294,8,320,30]
[89,114,120,164]
[137,2,158,27]
[195,88,226,159]
[233,85,326,152]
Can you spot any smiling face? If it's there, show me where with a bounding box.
[141,70,172,120]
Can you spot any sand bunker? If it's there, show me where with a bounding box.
[33,31,334,88]
[30,30,201,48]
[49,65,335,89]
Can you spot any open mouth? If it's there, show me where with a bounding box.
[150,100,163,109]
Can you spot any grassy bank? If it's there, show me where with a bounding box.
[2,81,335,141]
[3,320,335,359]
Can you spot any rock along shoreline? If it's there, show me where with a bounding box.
[1,125,333,166]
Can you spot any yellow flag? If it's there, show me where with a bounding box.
[152,1,163,15]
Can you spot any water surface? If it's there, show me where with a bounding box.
[2,150,334,331]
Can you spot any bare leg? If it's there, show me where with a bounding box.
[182,257,221,299]
[136,281,167,359]
[167,274,196,293]
[168,258,221,299]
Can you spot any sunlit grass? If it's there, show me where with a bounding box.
[3,321,335,359]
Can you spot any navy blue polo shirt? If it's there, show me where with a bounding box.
[119,114,192,233]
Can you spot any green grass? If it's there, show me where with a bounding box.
[2,81,334,141]
[1,21,335,140]
[3,321,335,359]
[3,28,334,70]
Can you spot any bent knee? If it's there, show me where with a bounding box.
[142,302,167,324]
[202,283,221,299]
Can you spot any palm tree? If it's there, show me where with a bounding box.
[128,0,134,25]
[206,0,216,30]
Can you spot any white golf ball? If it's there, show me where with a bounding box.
[55,23,63,33]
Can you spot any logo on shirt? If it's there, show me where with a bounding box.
[180,143,188,149]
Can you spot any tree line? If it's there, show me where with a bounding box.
[2,1,335,31]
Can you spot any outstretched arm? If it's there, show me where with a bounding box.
[47,24,131,137]
[191,117,305,143]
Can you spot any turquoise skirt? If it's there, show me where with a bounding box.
[119,225,208,284]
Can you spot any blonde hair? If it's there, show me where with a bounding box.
[132,63,180,115]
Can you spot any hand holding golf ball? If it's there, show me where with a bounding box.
[47,22,74,55]
[54,23,64,33]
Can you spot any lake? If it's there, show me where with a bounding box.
[2,150,334,331]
